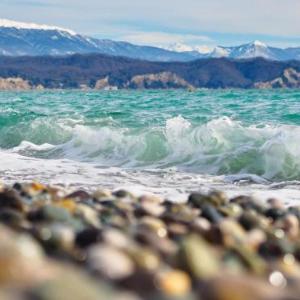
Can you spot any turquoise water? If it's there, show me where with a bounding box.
[0,89,300,183]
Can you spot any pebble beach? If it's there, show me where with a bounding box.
[0,181,300,299]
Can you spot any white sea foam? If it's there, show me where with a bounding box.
[3,116,300,205]
[6,116,300,182]
[11,141,56,152]
[0,150,300,205]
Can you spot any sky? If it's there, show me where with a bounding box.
[0,0,300,48]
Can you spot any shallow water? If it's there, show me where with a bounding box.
[1,89,300,203]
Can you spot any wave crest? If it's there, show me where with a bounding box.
[7,116,300,181]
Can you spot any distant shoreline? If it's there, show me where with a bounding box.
[0,54,299,90]
[0,86,298,92]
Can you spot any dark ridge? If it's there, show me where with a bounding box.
[0,53,299,89]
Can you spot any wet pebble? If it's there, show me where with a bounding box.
[88,244,135,280]
[0,181,299,299]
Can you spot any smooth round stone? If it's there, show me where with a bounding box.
[0,189,25,212]
[245,229,266,251]
[232,243,267,275]
[103,228,134,250]
[163,204,199,223]
[156,270,191,297]
[180,234,220,280]
[219,219,247,246]
[139,194,163,204]
[209,190,228,206]
[75,204,101,228]
[0,209,28,229]
[113,190,135,201]
[201,205,223,224]
[26,182,48,197]
[38,223,75,251]
[191,217,211,233]
[105,214,129,229]
[167,223,188,237]
[92,189,112,200]
[268,198,284,209]
[188,190,227,208]
[137,201,165,217]
[75,228,102,248]
[281,214,299,239]
[54,199,77,214]
[0,225,47,285]
[239,212,261,231]
[288,206,300,219]
[258,238,293,259]
[28,205,72,223]
[87,244,134,280]
[66,190,91,201]
[230,196,265,213]
[138,217,167,238]
[129,247,161,272]
[218,203,243,218]
[12,182,22,191]
[265,208,285,221]
[135,228,178,257]
[188,193,208,208]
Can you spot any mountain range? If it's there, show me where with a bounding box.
[203,41,300,61]
[0,19,195,61]
[0,19,299,62]
[165,41,300,61]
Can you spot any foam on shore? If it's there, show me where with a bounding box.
[1,150,300,205]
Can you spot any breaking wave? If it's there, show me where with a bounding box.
[4,116,300,181]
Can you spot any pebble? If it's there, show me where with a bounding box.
[180,234,220,280]
[0,182,299,299]
[87,244,135,280]
[0,189,25,212]
[156,270,191,296]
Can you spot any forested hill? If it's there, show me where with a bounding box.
[0,54,299,89]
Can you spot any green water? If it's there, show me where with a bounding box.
[0,89,300,181]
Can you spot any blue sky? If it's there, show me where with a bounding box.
[1,0,300,48]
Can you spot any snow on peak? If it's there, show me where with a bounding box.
[165,43,213,54]
[0,19,77,35]
[252,40,267,47]
[211,46,230,57]
[193,45,214,54]
[165,43,193,52]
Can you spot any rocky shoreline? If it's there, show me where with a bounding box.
[0,181,300,299]
[0,55,300,90]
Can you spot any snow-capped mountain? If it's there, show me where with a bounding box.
[0,19,299,62]
[0,19,77,35]
[209,41,278,60]
[166,40,300,61]
[0,19,198,61]
[222,41,300,60]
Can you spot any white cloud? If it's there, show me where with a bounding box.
[118,31,213,47]
[0,0,299,47]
